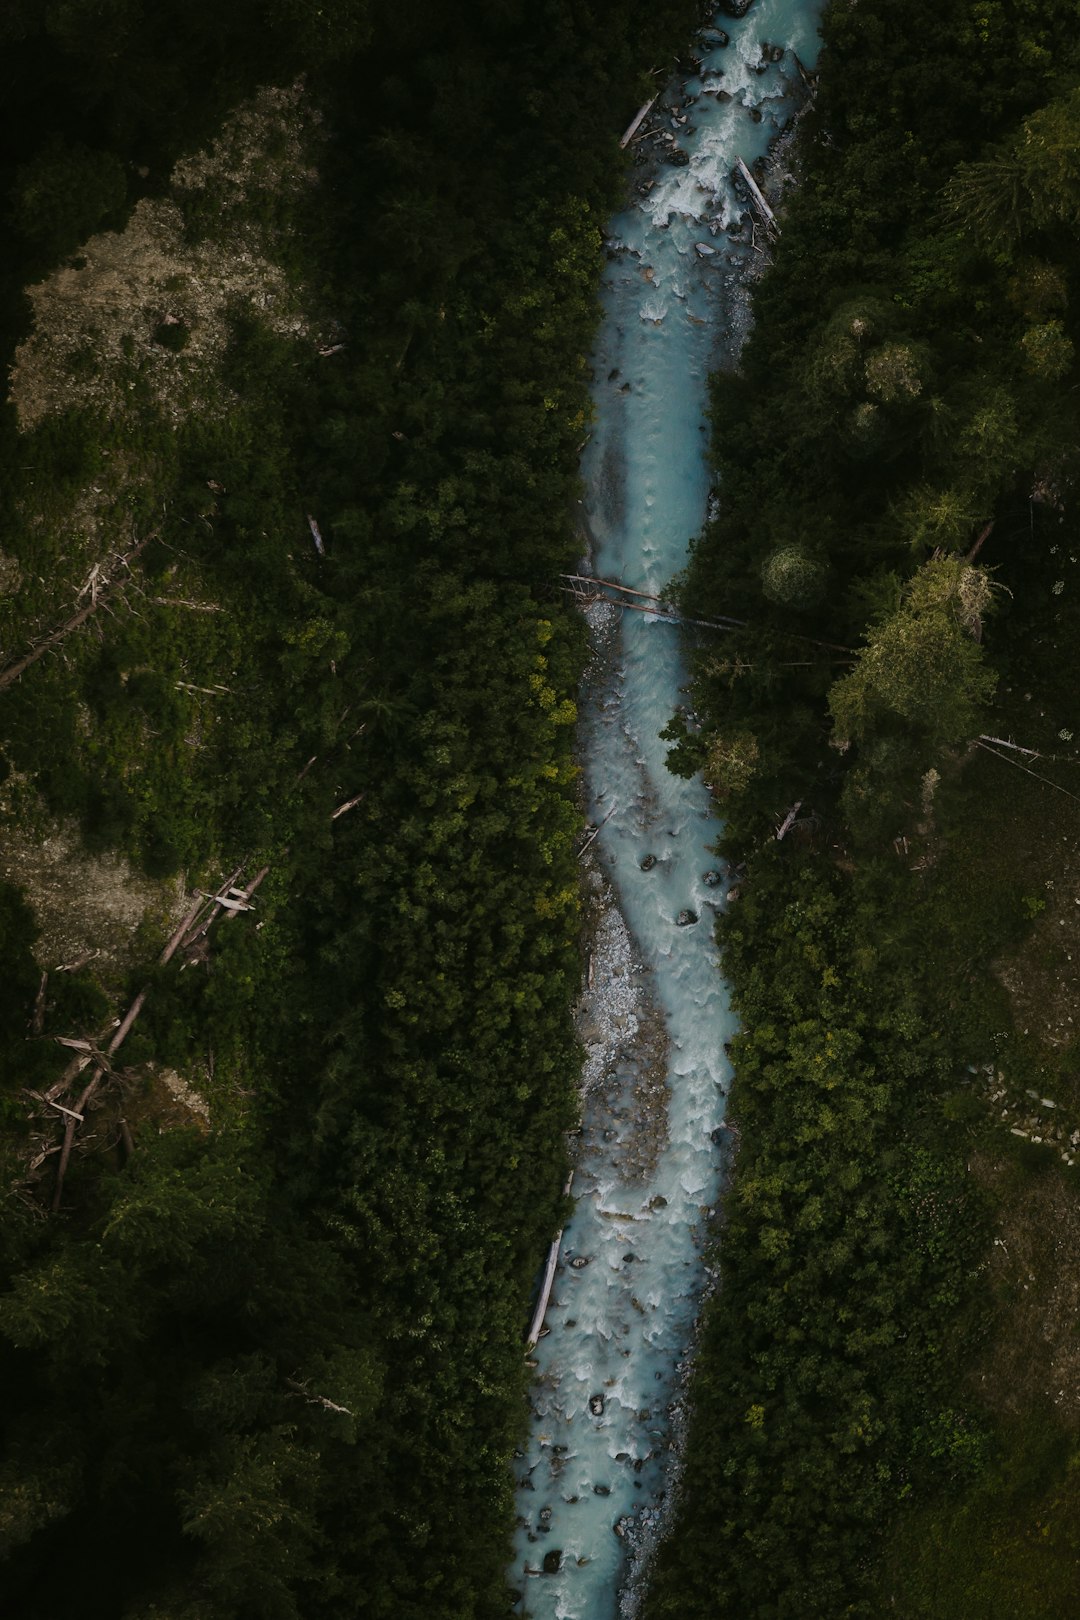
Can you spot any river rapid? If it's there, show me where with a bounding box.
[510,4,821,1616]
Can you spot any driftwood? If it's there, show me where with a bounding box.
[307,515,325,557]
[577,802,617,860]
[0,533,153,694]
[526,1173,574,1350]
[735,157,778,232]
[620,97,658,148]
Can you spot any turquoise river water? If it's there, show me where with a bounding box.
[510,4,822,1616]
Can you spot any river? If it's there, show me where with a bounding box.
[509,4,822,1616]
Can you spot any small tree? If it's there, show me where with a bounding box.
[829,558,997,747]
[704,732,760,800]
[761,545,826,609]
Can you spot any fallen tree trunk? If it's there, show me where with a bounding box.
[620,97,658,148]
[0,533,153,693]
[526,1173,575,1350]
[735,156,778,231]
[775,800,804,841]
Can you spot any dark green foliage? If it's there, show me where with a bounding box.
[0,1,708,1617]
[643,0,1080,1615]
[9,136,126,263]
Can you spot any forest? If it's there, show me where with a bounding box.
[1,0,1079,1616]
[646,0,1080,1615]
[0,2,705,1616]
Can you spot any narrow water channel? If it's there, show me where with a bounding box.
[510,4,821,1616]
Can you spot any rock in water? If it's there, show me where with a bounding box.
[676,909,698,927]
[640,853,657,870]
[702,868,722,886]
[589,1394,605,1416]
[542,1549,563,1575]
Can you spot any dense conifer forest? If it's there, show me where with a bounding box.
[0,3,702,1615]
[646,0,1080,1615]
[1,0,1079,1617]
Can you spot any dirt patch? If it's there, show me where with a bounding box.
[995,877,1080,1056]
[0,793,184,985]
[968,1146,1080,1429]
[8,82,322,432]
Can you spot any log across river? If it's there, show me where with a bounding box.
[510,4,823,1616]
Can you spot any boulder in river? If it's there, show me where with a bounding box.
[676,909,698,927]
[542,1550,563,1575]
[593,1483,611,1496]
[640,853,657,870]
[569,1255,590,1269]
[702,868,722,886]
[589,1393,605,1416]
[718,0,755,16]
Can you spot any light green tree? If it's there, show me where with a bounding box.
[761,545,826,609]
[829,557,997,746]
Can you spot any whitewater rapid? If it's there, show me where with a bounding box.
[510,5,821,1615]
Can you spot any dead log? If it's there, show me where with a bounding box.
[966,521,994,562]
[978,734,1039,758]
[735,156,778,232]
[577,803,617,859]
[331,792,365,820]
[526,1173,574,1350]
[51,1069,105,1211]
[45,1099,85,1123]
[775,801,803,841]
[30,972,48,1037]
[620,97,658,148]
[287,1378,354,1417]
[0,532,153,693]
